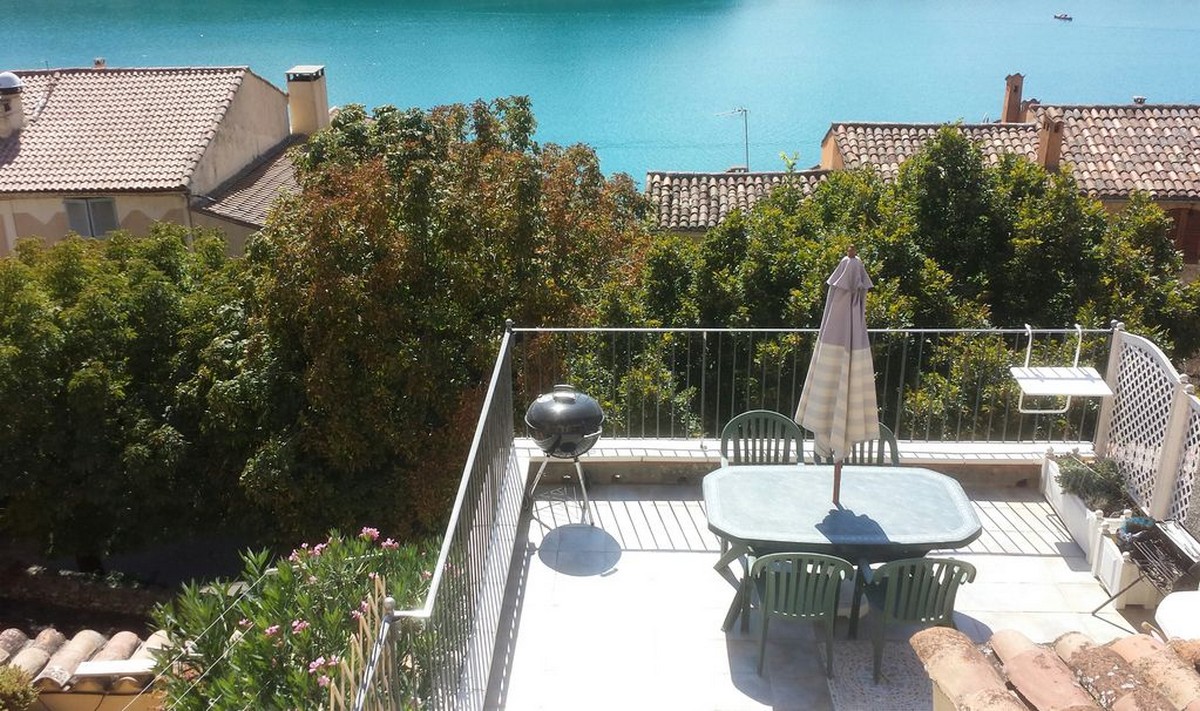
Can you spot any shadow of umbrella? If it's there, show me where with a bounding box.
[816,507,889,547]
[537,524,621,576]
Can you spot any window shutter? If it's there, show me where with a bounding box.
[64,199,91,236]
[90,199,118,236]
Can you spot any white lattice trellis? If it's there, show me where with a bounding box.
[1106,335,1176,511]
[1175,402,1200,537]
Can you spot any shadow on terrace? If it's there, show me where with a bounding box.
[348,324,1197,711]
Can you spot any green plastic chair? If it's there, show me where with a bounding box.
[814,422,900,466]
[853,557,977,683]
[720,410,807,467]
[715,410,807,565]
[744,552,853,677]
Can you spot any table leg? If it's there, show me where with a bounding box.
[722,576,746,632]
[714,541,748,572]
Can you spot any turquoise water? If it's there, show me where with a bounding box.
[3,0,1199,181]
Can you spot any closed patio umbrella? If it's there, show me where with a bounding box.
[794,246,878,505]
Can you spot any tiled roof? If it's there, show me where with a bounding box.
[196,135,302,228]
[645,170,830,231]
[912,626,1200,710]
[828,122,1039,179]
[0,67,248,193]
[1,627,167,694]
[1036,104,1200,200]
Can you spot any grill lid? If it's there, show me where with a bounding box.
[526,384,604,433]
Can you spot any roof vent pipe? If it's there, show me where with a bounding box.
[93,58,106,69]
[1133,96,1147,105]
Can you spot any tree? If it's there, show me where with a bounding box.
[0,226,249,569]
[235,97,649,541]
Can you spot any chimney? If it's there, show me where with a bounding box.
[0,71,26,139]
[1037,117,1065,171]
[1002,73,1024,123]
[286,65,330,136]
[1020,98,1041,122]
[93,57,106,69]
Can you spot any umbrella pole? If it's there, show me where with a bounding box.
[832,460,843,507]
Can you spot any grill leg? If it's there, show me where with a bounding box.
[574,458,594,526]
[1091,572,1147,615]
[526,457,594,526]
[524,458,552,510]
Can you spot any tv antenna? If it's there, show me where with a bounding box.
[717,107,749,170]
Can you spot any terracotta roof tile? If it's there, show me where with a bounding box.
[913,627,1196,711]
[644,170,829,231]
[196,135,302,228]
[829,122,1039,179]
[1036,104,1200,200]
[0,66,248,193]
[1,627,166,695]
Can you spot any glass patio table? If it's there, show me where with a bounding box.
[703,464,982,631]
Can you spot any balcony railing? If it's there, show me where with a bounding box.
[510,326,1114,444]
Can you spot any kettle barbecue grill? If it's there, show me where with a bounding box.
[524,384,604,525]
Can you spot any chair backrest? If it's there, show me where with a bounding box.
[751,552,853,621]
[720,410,806,466]
[872,557,976,626]
[815,422,899,466]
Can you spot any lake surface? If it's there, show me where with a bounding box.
[4,0,1199,182]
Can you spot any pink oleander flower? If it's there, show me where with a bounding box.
[311,543,327,556]
[360,598,370,613]
[292,619,310,633]
[318,675,331,688]
[360,526,380,541]
[308,656,326,674]
[238,618,252,629]
[368,571,378,580]
[264,624,281,637]
[420,570,433,580]
[381,538,399,550]
[351,610,363,621]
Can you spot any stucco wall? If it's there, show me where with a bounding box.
[190,210,256,255]
[190,72,290,197]
[0,193,188,255]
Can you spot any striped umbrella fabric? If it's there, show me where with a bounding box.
[794,251,878,501]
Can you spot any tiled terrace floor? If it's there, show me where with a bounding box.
[485,481,1154,711]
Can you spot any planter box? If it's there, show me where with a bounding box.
[1042,457,1160,609]
[1091,530,1162,609]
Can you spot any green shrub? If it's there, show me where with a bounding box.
[1056,456,1134,514]
[0,665,38,711]
[152,528,436,710]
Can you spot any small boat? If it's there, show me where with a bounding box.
[1054,13,1073,21]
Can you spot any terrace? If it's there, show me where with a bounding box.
[348,324,1199,710]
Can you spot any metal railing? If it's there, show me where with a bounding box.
[511,326,1115,444]
[351,328,524,710]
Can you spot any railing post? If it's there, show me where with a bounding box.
[700,330,708,436]
[1150,375,1194,519]
[1093,321,1125,457]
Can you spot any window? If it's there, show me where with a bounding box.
[64,197,118,237]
